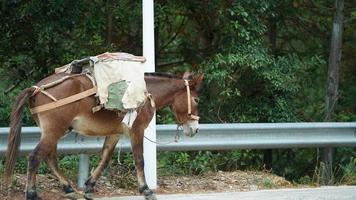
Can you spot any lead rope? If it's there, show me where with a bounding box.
[143,124,182,145]
[117,128,178,165]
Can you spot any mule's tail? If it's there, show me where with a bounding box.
[4,88,34,188]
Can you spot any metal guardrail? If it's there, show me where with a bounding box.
[1,123,356,155]
[1,122,356,187]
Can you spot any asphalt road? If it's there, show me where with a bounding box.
[97,186,356,200]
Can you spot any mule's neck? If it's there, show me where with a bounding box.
[145,76,185,109]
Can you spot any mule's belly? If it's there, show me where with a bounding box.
[71,111,125,136]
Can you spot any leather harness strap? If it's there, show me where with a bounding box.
[184,80,200,121]
[31,86,58,101]
[30,75,196,118]
[30,86,97,114]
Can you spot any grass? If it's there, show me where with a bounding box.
[0,159,4,179]
[340,157,356,185]
[297,175,314,185]
[262,178,275,189]
[0,153,355,188]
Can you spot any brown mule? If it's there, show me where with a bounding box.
[4,72,203,200]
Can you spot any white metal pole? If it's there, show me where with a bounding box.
[142,0,157,189]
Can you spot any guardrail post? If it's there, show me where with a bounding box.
[321,147,334,185]
[263,149,273,170]
[77,154,90,188]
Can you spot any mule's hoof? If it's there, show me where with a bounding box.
[84,192,94,200]
[63,185,75,194]
[144,189,157,200]
[26,190,42,200]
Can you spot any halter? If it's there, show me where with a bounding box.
[184,79,200,121]
[144,79,200,145]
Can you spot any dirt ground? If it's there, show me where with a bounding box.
[0,170,306,200]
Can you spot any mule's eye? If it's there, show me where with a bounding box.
[193,97,200,103]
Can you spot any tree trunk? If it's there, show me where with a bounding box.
[263,15,278,171]
[322,0,344,186]
[325,0,344,121]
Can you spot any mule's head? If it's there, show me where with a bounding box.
[171,72,203,137]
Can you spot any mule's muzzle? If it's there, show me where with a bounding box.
[187,127,199,137]
[183,120,199,137]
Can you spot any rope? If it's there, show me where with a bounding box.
[143,125,182,145]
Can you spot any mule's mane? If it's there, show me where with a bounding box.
[144,72,181,79]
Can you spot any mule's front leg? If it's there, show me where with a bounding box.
[130,129,157,200]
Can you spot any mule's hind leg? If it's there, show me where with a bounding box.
[84,134,121,200]
[26,136,57,200]
[45,145,78,198]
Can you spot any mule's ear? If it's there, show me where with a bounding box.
[192,73,204,91]
[193,74,204,84]
[183,71,193,80]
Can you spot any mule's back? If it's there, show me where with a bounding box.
[55,52,147,114]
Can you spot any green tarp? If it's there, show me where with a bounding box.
[104,81,128,111]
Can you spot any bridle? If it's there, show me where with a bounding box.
[184,79,200,121]
[143,79,200,145]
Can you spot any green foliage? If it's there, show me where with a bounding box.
[158,150,264,176]
[297,175,314,185]
[220,150,264,171]
[58,155,79,179]
[115,152,136,170]
[158,152,190,175]
[271,149,317,182]
[10,178,21,189]
[340,157,356,184]
[0,93,11,126]
[89,154,100,170]
[262,178,275,188]
[157,107,175,124]
[0,159,4,178]
[38,162,50,174]
[0,0,355,186]
[13,157,28,174]
[188,151,217,174]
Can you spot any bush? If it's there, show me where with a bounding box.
[340,157,356,185]
[158,150,264,176]
[0,159,4,178]
[58,155,79,179]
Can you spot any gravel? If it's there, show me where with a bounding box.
[0,170,303,200]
